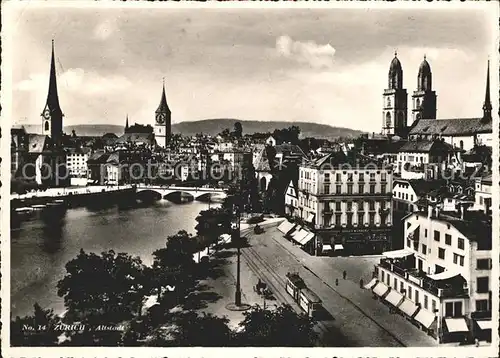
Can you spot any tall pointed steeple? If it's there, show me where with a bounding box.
[156,78,170,114]
[482,60,492,121]
[41,39,63,140]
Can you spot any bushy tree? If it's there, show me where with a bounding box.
[11,303,61,346]
[171,312,233,346]
[195,208,232,249]
[57,249,147,323]
[236,304,317,346]
[233,122,243,138]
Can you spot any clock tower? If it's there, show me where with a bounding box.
[154,80,171,148]
[41,40,64,144]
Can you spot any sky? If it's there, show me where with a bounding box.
[5,3,498,133]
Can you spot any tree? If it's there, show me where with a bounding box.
[236,304,317,346]
[170,312,233,346]
[57,249,147,323]
[150,231,198,305]
[11,303,61,346]
[273,126,301,145]
[195,208,232,249]
[233,122,243,138]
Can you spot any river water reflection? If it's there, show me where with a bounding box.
[10,199,218,318]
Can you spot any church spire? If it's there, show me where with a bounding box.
[482,60,492,121]
[156,77,170,113]
[47,39,62,114]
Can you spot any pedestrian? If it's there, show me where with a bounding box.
[335,278,339,286]
[359,278,364,288]
[475,337,479,347]
[343,270,347,280]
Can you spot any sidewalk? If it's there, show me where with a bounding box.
[253,225,439,347]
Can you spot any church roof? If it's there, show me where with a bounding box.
[418,57,431,76]
[389,55,402,74]
[398,139,455,153]
[409,118,492,136]
[156,83,170,113]
[114,132,155,145]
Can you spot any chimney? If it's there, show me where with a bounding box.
[460,203,466,220]
[427,205,433,219]
[435,205,440,218]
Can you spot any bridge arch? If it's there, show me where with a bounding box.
[136,189,162,202]
[163,191,195,203]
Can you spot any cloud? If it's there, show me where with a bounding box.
[93,19,118,41]
[275,35,336,69]
[15,68,132,96]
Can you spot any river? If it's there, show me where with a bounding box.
[10,199,218,319]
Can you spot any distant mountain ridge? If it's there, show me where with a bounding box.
[18,119,365,139]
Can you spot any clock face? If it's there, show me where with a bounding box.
[42,109,51,119]
[157,113,165,124]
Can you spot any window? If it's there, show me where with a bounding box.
[434,230,440,242]
[405,193,408,200]
[400,281,404,293]
[410,195,414,201]
[459,256,464,266]
[445,234,451,246]
[370,184,375,194]
[369,201,375,211]
[335,214,342,226]
[381,184,386,194]
[381,173,386,181]
[386,273,390,285]
[323,185,330,195]
[393,277,397,289]
[370,173,375,181]
[445,302,453,317]
[358,201,364,211]
[422,244,427,255]
[359,173,364,182]
[415,290,419,305]
[381,271,385,282]
[369,213,375,226]
[358,184,364,193]
[324,173,330,182]
[432,300,436,313]
[335,202,341,211]
[358,213,364,225]
[457,238,465,250]
[424,229,428,238]
[346,213,353,226]
[336,185,342,194]
[475,299,488,312]
[347,173,353,182]
[477,277,489,293]
[453,253,459,264]
[424,295,428,309]
[336,173,341,182]
[347,202,352,211]
[477,259,491,270]
[347,184,353,194]
[438,248,445,260]
[408,286,412,299]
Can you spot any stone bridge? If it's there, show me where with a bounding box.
[136,185,227,201]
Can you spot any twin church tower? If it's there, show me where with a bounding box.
[382,52,437,137]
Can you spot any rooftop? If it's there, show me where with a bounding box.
[398,139,456,153]
[409,118,492,136]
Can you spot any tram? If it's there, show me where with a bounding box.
[285,272,322,319]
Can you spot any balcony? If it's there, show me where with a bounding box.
[378,258,469,298]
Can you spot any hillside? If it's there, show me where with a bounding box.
[173,119,364,139]
[19,119,364,139]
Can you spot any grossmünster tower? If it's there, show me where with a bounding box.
[154,79,172,148]
[382,52,408,137]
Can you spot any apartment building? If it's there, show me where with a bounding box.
[284,151,393,255]
[371,203,492,343]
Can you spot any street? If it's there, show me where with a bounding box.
[239,223,439,347]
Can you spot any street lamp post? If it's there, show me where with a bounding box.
[234,202,242,306]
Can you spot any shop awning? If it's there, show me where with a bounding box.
[382,249,414,259]
[292,229,309,245]
[219,234,231,244]
[384,289,404,307]
[277,220,295,235]
[406,223,420,239]
[414,309,436,329]
[298,232,315,245]
[476,320,492,330]
[427,269,461,281]
[372,282,389,297]
[334,244,344,251]
[363,278,378,290]
[322,244,333,251]
[445,318,469,333]
[399,298,419,317]
[305,213,315,223]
